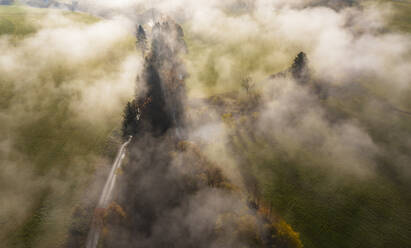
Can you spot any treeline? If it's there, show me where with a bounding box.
[111,21,304,248]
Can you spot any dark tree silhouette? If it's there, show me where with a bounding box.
[291,52,309,83]
[142,62,173,135]
[241,76,254,94]
[121,101,138,138]
[136,25,147,54]
[70,1,78,11]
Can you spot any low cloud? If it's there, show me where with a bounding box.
[0,9,141,247]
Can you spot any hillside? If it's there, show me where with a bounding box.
[176,1,411,247]
[1,1,411,248]
[381,0,411,32]
[0,5,137,248]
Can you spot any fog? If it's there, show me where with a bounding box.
[2,0,411,247]
[0,10,141,247]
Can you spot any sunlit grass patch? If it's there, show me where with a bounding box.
[0,6,137,248]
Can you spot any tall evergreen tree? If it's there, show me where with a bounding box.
[122,101,138,138]
[137,25,147,55]
[291,52,309,83]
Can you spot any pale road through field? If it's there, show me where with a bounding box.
[85,136,132,248]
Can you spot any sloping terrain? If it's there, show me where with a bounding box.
[88,19,302,248]
[1,1,411,248]
[0,5,137,248]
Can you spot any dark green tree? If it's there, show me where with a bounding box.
[121,101,138,138]
[136,25,147,54]
[290,52,309,83]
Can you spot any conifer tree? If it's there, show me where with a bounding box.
[122,101,138,138]
[137,25,147,54]
[291,52,309,83]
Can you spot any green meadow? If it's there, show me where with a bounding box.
[1,2,410,248]
[181,2,411,248]
[0,5,135,248]
[384,0,411,32]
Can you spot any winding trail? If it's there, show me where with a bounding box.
[85,136,132,248]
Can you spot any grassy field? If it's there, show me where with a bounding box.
[1,2,410,248]
[0,5,136,248]
[368,0,411,32]
[387,0,411,31]
[0,5,98,37]
[182,2,411,248]
[221,76,411,248]
[183,24,296,97]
